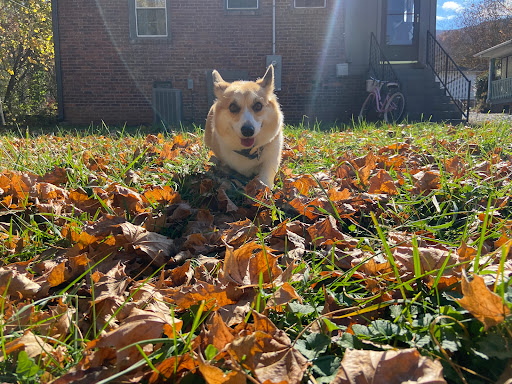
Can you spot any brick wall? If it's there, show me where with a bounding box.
[55,0,365,126]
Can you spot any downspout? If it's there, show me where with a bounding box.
[51,0,64,121]
[273,0,276,55]
[487,58,495,104]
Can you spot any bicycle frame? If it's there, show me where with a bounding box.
[370,83,393,114]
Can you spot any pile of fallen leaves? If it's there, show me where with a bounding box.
[0,124,511,383]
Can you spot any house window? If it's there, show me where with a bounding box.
[135,0,168,37]
[226,0,259,10]
[506,56,512,79]
[494,58,502,81]
[294,0,326,8]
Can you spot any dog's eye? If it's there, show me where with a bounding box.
[253,102,263,112]
[229,103,240,114]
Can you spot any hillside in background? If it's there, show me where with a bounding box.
[437,17,512,70]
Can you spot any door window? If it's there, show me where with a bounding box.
[386,0,415,46]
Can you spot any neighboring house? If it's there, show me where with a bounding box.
[475,40,512,112]
[51,0,465,126]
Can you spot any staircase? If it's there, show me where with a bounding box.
[366,32,470,124]
[392,64,463,122]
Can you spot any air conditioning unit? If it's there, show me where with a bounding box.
[152,81,182,127]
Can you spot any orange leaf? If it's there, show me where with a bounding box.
[221,241,282,286]
[307,216,344,247]
[367,170,398,195]
[457,273,511,330]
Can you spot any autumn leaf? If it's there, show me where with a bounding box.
[1,331,55,362]
[86,308,182,369]
[332,348,446,384]
[0,268,41,297]
[411,171,441,195]
[457,273,511,330]
[167,281,242,311]
[221,241,282,286]
[368,169,398,195]
[307,215,344,247]
[119,222,175,266]
[228,312,309,384]
[221,219,259,248]
[197,355,246,384]
[149,353,197,384]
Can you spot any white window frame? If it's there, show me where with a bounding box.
[294,0,326,8]
[135,0,168,38]
[226,0,259,10]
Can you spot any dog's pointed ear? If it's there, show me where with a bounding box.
[212,70,228,99]
[258,65,275,92]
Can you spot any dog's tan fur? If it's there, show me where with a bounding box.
[204,65,284,188]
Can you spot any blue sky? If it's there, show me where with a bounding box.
[437,0,465,30]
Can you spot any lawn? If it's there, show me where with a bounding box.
[0,121,511,384]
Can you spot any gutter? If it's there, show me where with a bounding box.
[51,0,64,121]
[272,0,276,55]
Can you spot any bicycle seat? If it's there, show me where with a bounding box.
[386,82,399,88]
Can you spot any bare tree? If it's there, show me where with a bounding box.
[439,0,512,69]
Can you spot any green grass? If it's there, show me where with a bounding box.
[0,120,511,383]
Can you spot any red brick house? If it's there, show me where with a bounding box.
[52,0,468,126]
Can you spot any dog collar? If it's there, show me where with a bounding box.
[234,146,264,160]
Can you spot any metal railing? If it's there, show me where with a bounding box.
[489,77,512,102]
[368,32,400,85]
[426,30,471,122]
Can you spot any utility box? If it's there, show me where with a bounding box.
[266,55,282,91]
[152,81,182,127]
[336,63,349,77]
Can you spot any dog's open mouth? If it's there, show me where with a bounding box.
[241,138,255,147]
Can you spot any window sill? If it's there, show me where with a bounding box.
[129,36,172,44]
[224,9,261,16]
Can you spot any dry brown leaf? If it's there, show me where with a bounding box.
[149,353,197,384]
[143,185,181,205]
[0,268,41,297]
[218,188,239,212]
[2,331,55,362]
[283,174,318,195]
[457,273,511,330]
[228,312,309,384]
[368,170,398,195]
[119,222,174,267]
[266,282,302,311]
[307,215,344,247]
[87,308,182,369]
[204,312,236,351]
[221,241,282,286]
[198,357,246,384]
[222,219,259,248]
[167,281,242,311]
[411,171,441,195]
[332,348,446,384]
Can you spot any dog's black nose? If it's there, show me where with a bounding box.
[241,124,255,137]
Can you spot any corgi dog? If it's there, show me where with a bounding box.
[204,65,284,188]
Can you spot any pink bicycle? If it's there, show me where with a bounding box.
[358,77,405,123]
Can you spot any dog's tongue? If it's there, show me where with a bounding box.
[241,138,255,147]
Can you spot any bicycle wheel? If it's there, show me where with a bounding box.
[358,93,379,123]
[384,91,405,123]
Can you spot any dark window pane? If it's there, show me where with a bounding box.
[137,8,167,36]
[227,0,258,9]
[294,0,325,8]
[386,0,415,45]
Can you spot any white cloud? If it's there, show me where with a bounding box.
[437,15,456,21]
[436,15,455,21]
[442,1,464,13]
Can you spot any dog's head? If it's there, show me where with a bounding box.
[211,65,282,150]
